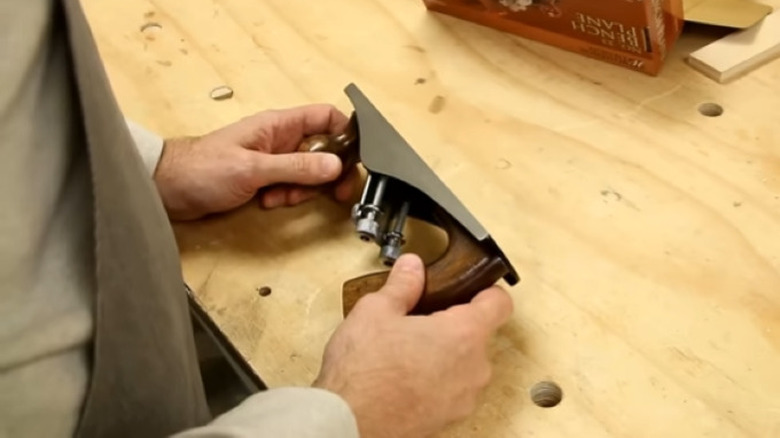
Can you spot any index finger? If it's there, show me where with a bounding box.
[269,104,351,153]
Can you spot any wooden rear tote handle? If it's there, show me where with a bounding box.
[342,207,510,316]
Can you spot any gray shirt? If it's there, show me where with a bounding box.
[0,2,358,437]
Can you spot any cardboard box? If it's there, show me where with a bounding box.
[684,0,772,29]
[422,0,685,75]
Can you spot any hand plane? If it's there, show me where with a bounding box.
[300,83,519,316]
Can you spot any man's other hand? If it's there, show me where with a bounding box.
[153,104,360,221]
[313,254,514,438]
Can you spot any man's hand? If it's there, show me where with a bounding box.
[153,104,360,221]
[313,254,513,438]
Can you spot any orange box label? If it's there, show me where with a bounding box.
[422,0,685,75]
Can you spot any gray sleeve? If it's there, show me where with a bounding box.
[124,119,360,437]
[126,119,164,176]
[171,387,360,438]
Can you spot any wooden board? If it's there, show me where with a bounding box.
[688,11,780,83]
[82,0,780,436]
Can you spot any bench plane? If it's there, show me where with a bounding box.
[300,83,519,316]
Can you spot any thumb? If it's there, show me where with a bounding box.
[468,286,514,334]
[376,254,426,315]
[253,152,342,187]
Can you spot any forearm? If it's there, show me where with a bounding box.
[171,387,359,438]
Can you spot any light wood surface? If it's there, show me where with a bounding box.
[83,1,780,436]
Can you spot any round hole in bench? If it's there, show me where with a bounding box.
[140,22,162,32]
[530,381,563,408]
[698,103,724,117]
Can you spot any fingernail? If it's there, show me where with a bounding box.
[396,254,422,273]
[320,154,341,178]
[264,192,284,208]
[287,189,302,205]
[288,188,313,205]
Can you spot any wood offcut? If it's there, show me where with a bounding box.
[687,11,780,83]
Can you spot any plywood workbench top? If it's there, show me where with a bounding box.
[83,0,780,436]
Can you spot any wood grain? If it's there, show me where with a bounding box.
[82,0,780,436]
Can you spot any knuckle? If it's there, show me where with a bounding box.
[456,396,478,418]
[316,103,337,112]
[239,158,258,183]
[388,270,415,289]
[352,293,386,314]
[290,154,310,175]
[453,319,480,343]
[314,103,339,117]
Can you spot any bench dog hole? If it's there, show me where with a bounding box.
[210,85,234,101]
[698,102,724,117]
[530,381,563,408]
